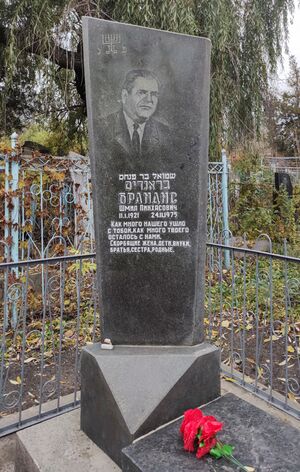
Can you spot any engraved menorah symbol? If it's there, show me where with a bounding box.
[102,33,121,55]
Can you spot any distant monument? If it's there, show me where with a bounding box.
[274,172,293,198]
[81,17,220,466]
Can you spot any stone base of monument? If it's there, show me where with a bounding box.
[122,393,300,471]
[80,343,220,466]
[14,409,120,472]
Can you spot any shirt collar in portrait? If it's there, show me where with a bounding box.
[123,111,146,141]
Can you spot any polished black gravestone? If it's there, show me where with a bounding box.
[83,17,211,345]
[81,17,219,467]
[122,393,300,472]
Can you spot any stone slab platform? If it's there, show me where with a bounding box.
[0,435,15,472]
[15,409,120,472]
[81,343,220,466]
[122,393,300,471]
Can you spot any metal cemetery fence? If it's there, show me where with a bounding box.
[0,249,99,436]
[0,148,94,264]
[0,148,227,264]
[207,239,300,419]
[265,156,300,183]
[207,150,229,245]
[0,239,299,436]
[1,141,299,436]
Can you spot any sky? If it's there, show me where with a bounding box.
[277,5,300,89]
[287,5,300,64]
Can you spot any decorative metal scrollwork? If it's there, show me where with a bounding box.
[1,390,20,410]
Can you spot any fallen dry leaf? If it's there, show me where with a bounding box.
[24,357,36,364]
[222,376,236,383]
[9,376,21,385]
[221,320,230,328]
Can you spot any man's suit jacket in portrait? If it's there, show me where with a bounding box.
[99,110,174,172]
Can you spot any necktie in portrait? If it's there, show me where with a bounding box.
[132,123,140,157]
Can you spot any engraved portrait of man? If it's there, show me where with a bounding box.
[100,69,173,166]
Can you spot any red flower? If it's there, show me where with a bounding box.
[180,408,203,435]
[196,437,217,459]
[180,409,223,455]
[200,418,223,441]
[182,419,202,452]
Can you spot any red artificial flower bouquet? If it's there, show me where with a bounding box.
[180,408,254,471]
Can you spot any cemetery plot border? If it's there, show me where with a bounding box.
[207,241,300,419]
[0,242,299,437]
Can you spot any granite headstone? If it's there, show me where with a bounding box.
[81,18,220,466]
[83,18,211,345]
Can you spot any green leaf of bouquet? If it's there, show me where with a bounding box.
[210,447,223,459]
[221,444,234,456]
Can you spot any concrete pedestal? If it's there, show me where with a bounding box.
[14,410,119,472]
[80,343,220,466]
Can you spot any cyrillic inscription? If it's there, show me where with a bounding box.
[108,172,190,254]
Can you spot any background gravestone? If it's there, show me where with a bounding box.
[274,171,293,197]
[81,17,220,466]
